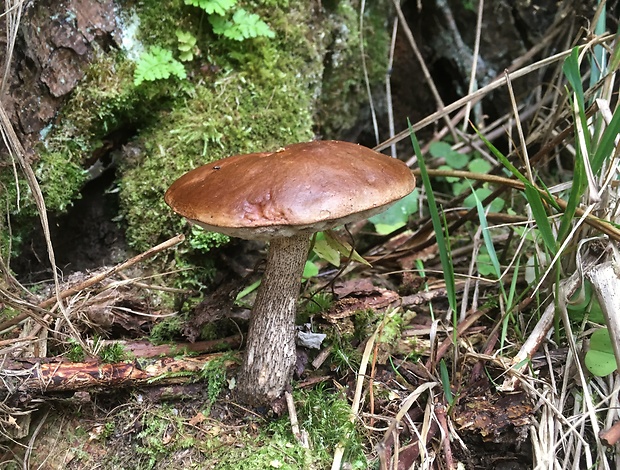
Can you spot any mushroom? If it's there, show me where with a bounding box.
[164,140,415,405]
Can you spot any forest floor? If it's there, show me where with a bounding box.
[1,2,620,469]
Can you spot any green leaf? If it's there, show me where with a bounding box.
[592,105,620,175]
[209,15,236,38]
[468,158,492,174]
[369,189,418,235]
[231,9,275,40]
[302,260,319,280]
[429,141,469,169]
[437,165,459,183]
[476,252,495,276]
[312,236,341,267]
[451,180,469,196]
[428,141,451,158]
[585,328,618,377]
[134,46,186,86]
[235,279,261,303]
[324,231,371,267]
[439,359,454,405]
[587,299,605,324]
[176,30,197,62]
[176,30,197,48]
[178,50,194,62]
[184,0,237,15]
[524,183,557,255]
[567,281,592,313]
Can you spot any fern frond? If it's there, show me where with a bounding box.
[231,9,275,40]
[184,0,237,15]
[134,46,187,86]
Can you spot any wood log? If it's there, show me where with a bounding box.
[1,353,237,400]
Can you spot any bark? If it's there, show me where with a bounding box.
[235,233,309,405]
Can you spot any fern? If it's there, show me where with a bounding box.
[183,0,236,15]
[176,30,197,62]
[209,8,275,41]
[134,46,187,86]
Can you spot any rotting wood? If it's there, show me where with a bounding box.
[99,335,242,358]
[0,352,237,399]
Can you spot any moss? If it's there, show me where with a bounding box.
[119,2,320,252]
[2,0,391,281]
[149,315,185,344]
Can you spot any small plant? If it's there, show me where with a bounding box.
[369,189,419,235]
[98,342,130,363]
[184,0,275,41]
[176,30,198,62]
[67,338,86,362]
[330,337,361,373]
[150,316,185,344]
[199,355,229,413]
[429,141,505,213]
[188,225,229,253]
[585,328,617,377]
[303,292,334,316]
[134,46,187,86]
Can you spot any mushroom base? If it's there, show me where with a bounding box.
[235,233,309,405]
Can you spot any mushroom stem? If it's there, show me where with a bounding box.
[236,233,309,405]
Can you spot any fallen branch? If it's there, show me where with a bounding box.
[0,352,236,401]
[100,335,242,358]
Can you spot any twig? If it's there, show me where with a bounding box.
[435,404,455,470]
[0,234,185,332]
[285,390,309,449]
[600,420,620,447]
[461,0,484,130]
[385,17,399,158]
[359,0,380,145]
[374,33,615,153]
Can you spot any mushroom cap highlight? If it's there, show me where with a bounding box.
[164,140,415,240]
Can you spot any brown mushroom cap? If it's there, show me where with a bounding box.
[165,140,415,240]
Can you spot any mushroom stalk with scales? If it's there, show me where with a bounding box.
[165,140,415,405]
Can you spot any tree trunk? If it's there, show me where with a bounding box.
[235,234,309,405]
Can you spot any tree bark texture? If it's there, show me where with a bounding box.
[236,234,309,405]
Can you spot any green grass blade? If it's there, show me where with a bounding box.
[524,183,557,255]
[408,122,457,316]
[439,359,454,406]
[592,105,620,174]
[473,127,529,185]
[467,181,502,279]
[557,116,587,243]
[507,255,521,310]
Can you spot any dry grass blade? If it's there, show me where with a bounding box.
[0,234,185,334]
[331,320,379,470]
[375,33,615,153]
